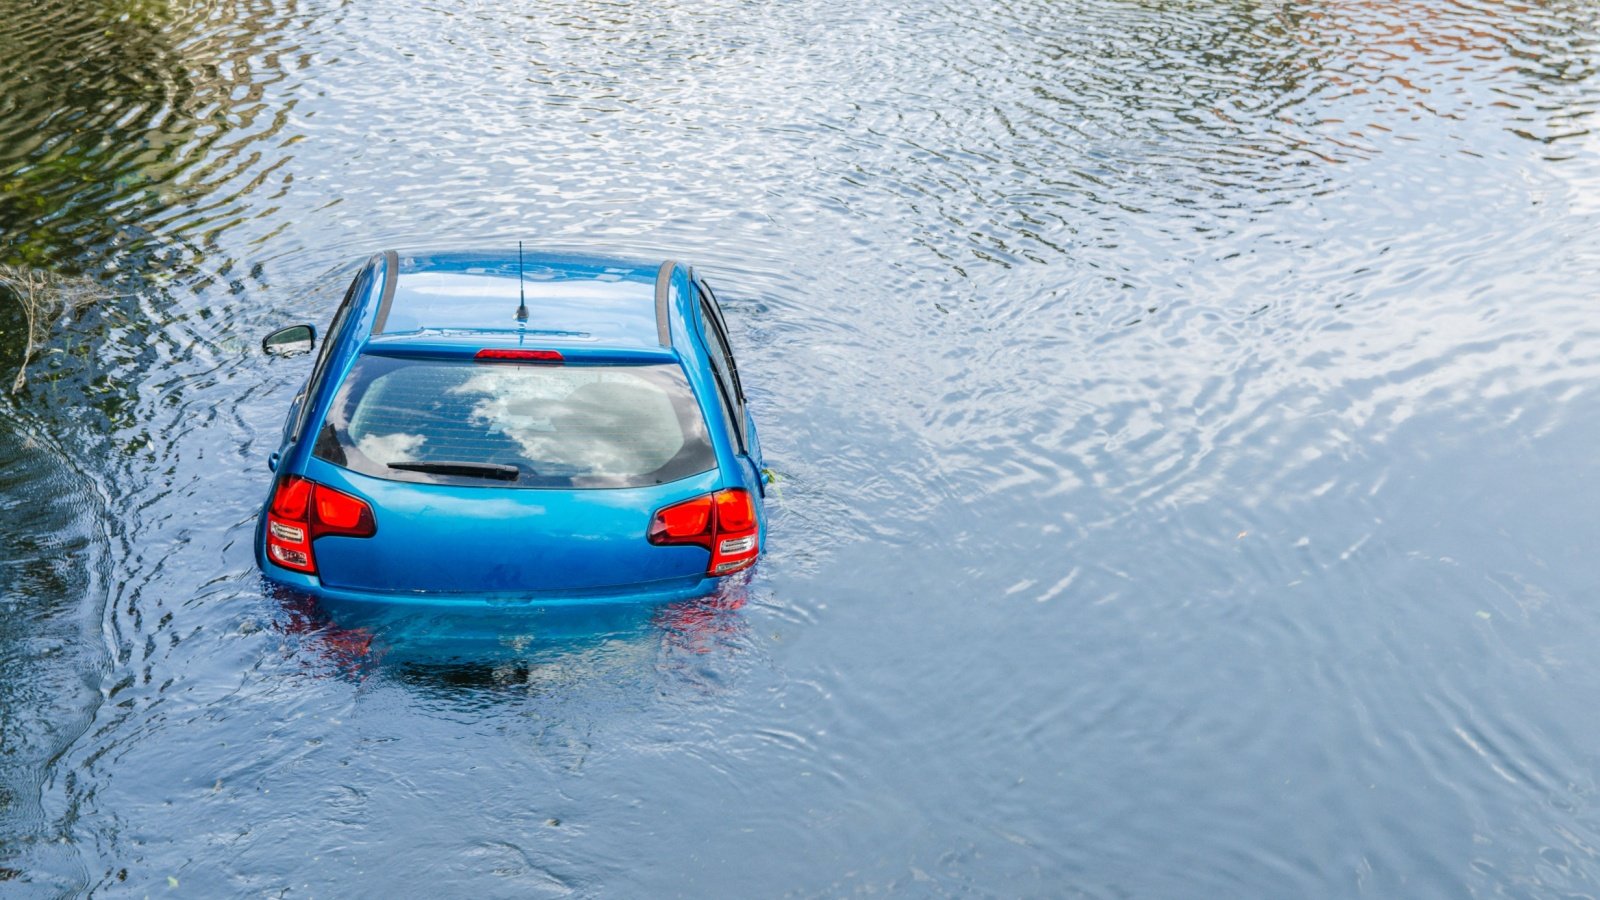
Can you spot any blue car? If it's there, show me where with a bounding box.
[255,248,765,606]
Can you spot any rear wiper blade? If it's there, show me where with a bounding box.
[388,461,520,481]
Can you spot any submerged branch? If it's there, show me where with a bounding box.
[0,265,115,395]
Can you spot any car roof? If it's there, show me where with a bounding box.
[369,249,667,352]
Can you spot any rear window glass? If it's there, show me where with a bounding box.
[313,356,715,489]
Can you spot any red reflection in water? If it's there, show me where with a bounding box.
[654,586,747,655]
[271,587,378,676]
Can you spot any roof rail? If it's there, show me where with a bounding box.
[371,249,400,333]
[653,260,676,348]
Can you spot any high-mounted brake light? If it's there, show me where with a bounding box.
[475,348,563,363]
[648,488,760,576]
[264,475,377,575]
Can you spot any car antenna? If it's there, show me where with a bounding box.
[515,241,529,323]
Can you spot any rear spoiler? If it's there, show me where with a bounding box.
[361,340,678,366]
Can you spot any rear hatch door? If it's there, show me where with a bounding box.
[305,460,719,594]
[299,352,724,594]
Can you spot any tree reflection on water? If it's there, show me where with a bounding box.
[0,0,301,272]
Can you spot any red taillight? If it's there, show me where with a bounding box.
[313,486,376,536]
[715,490,756,532]
[650,495,713,541]
[648,488,760,576]
[475,348,563,363]
[264,476,377,576]
[266,476,315,573]
[271,475,312,520]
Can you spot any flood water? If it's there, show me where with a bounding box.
[3,0,1600,895]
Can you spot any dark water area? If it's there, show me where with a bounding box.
[3,0,1600,894]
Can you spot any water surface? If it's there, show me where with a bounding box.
[3,0,1600,895]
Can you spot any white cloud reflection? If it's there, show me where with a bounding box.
[448,369,684,478]
[355,431,427,464]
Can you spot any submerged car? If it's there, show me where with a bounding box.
[255,248,765,605]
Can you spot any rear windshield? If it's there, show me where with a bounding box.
[313,356,716,489]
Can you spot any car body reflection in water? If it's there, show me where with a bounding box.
[265,580,752,687]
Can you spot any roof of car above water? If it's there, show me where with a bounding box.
[368,249,668,352]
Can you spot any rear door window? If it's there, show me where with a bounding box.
[313,357,716,489]
[695,283,747,451]
[293,262,371,441]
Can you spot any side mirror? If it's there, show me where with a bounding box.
[263,324,316,357]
